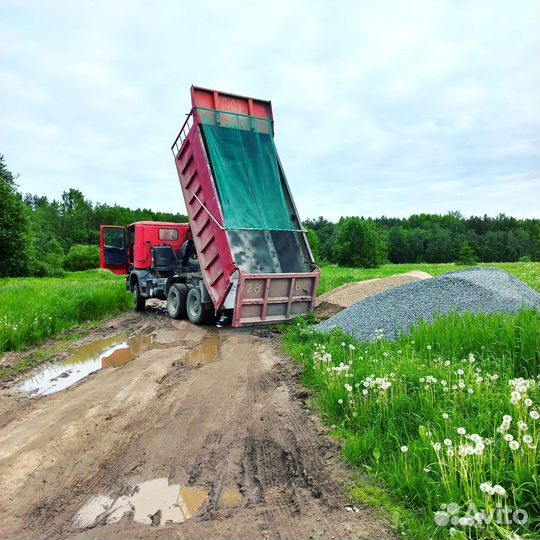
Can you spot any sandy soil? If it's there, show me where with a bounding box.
[315,271,431,320]
[0,305,396,540]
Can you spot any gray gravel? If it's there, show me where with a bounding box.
[317,268,540,342]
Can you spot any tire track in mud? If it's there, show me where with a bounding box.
[0,312,396,540]
[24,338,196,538]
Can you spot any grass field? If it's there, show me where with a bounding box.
[318,262,540,295]
[0,270,131,354]
[284,310,540,539]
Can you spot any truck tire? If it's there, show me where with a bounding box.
[167,284,188,319]
[134,280,146,312]
[186,287,214,325]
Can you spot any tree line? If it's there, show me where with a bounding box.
[305,212,540,267]
[0,155,187,277]
[1,155,538,277]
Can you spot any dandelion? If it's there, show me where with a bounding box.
[348,344,355,351]
[480,482,492,493]
[457,369,464,376]
[530,410,539,420]
[433,442,442,452]
[444,439,452,446]
[518,421,528,431]
[457,427,466,435]
[400,445,408,453]
[509,440,520,450]
[468,388,474,394]
[524,398,533,407]
[442,413,449,419]
[504,434,514,442]
[427,345,432,350]
[523,435,533,444]
[338,399,343,404]
[447,449,454,457]
[493,485,506,496]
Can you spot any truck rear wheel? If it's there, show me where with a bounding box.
[187,287,214,325]
[167,284,188,319]
[134,281,146,312]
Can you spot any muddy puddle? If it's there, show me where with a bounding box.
[18,329,190,397]
[220,488,243,507]
[74,478,209,528]
[184,334,220,366]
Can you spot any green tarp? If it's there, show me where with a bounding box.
[199,109,296,231]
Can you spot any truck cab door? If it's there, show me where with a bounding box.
[99,225,128,275]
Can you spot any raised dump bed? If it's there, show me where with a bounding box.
[171,86,319,326]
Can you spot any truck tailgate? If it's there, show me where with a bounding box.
[232,272,319,326]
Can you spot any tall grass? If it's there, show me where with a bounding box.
[284,309,540,539]
[318,262,540,295]
[0,270,131,353]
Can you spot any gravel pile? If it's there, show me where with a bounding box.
[317,268,540,342]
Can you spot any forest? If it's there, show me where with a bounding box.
[306,213,539,265]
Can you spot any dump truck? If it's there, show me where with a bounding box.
[100,86,319,327]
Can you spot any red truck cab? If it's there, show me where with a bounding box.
[100,222,190,274]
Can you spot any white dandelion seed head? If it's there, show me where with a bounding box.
[479,482,492,493]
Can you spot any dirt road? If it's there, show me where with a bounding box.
[0,307,395,539]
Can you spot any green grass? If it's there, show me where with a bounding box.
[318,262,540,295]
[284,310,540,539]
[0,270,131,354]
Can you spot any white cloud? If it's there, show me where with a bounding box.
[0,0,538,219]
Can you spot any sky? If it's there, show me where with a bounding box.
[1,0,538,221]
